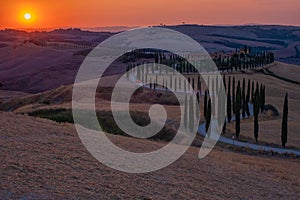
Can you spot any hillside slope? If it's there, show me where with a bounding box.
[0,112,299,199]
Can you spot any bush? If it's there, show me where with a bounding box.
[264,104,279,116]
[27,109,176,142]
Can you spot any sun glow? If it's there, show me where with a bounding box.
[24,13,31,20]
[20,10,36,28]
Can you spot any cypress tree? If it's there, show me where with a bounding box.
[189,96,195,132]
[223,74,226,91]
[196,92,200,103]
[184,95,188,129]
[195,96,200,120]
[207,76,210,91]
[192,78,195,91]
[165,80,168,91]
[242,78,246,118]
[206,98,212,134]
[232,77,236,114]
[256,82,260,108]
[246,79,251,117]
[197,76,201,92]
[222,121,227,134]
[227,81,232,123]
[211,78,215,117]
[260,84,265,113]
[218,86,226,129]
[253,87,260,143]
[281,93,288,148]
[235,82,241,139]
[204,90,208,119]
[251,81,255,103]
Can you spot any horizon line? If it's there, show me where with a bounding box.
[1,23,300,33]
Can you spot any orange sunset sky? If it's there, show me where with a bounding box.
[1,0,300,30]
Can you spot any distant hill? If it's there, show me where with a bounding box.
[0,25,299,93]
[164,25,300,65]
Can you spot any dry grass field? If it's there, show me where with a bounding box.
[1,112,299,199]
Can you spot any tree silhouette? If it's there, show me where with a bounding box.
[218,85,226,132]
[197,76,201,92]
[242,78,246,119]
[206,98,212,134]
[196,92,200,103]
[235,81,241,139]
[184,95,188,129]
[253,87,260,143]
[227,77,232,122]
[281,93,288,148]
[251,81,255,103]
[204,90,208,119]
[232,77,236,114]
[189,96,195,132]
[246,79,251,117]
[260,84,265,113]
[222,121,227,134]
[195,95,200,120]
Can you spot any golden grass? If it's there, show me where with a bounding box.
[0,111,299,199]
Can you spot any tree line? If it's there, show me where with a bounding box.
[126,48,289,148]
[203,75,289,147]
[126,46,275,75]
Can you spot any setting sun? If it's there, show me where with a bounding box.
[24,13,31,20]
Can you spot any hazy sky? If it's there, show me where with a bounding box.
[1,0,299,29]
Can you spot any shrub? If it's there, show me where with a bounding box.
[27,108,176,142]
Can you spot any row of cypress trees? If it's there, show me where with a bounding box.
[204,75,289,147]
[127,50,288,147]
[213,51,275,72]
[147,75,202,94]
[142,71,289,148]
[127,48,275,77]
[145,72,289,148]
[204,75,266,142]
